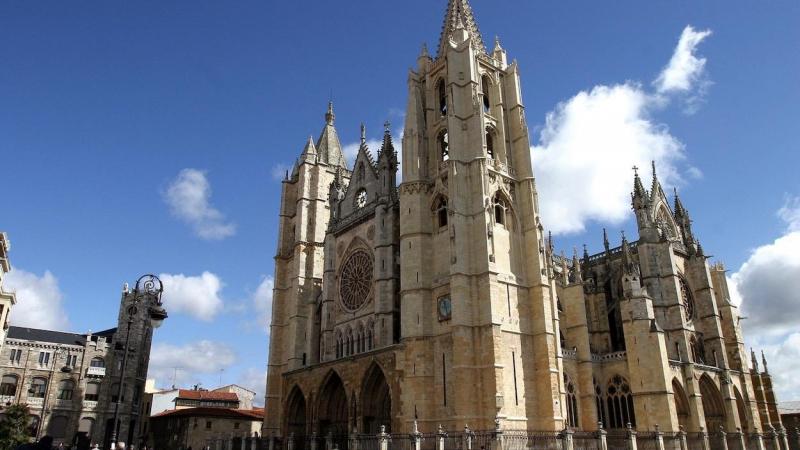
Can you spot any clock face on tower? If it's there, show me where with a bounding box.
[437,295,452,321]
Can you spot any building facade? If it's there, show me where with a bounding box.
[0,280,158,447]
[263,0,785,443]
[150,407,263,450]
[0,233,16,346]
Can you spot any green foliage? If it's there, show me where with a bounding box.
[0,404,32,450]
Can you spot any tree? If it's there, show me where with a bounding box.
[0,404,32,450]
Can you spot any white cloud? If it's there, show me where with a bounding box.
[531,25,713,235]
[655,25,712,94]
[163,169,236,240]
[728,196,800,400]
[4,269,70,331]
[253,276,274,335]
[148,340,237,389]
[237,367,267,407]
[532,83,686,235]
[159,272,225,322]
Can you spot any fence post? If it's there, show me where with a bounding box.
[268,433,275,450]
[795,428,800,450]
[465,425,474,450]
[326,431,334,450]
[493,417,504,450]
[563,428,575,450]
[379,425,390,450]
[287,434,295,450]
[736,428,747,450]
[655,425,665,450]
[626,423,638,450]
[719,426,730,450]
[309,432,317,450]
[598,423,608,450]
[437,425,447,450]
[351,427,361,450]
[679,426,688,450]
[413,420,423,450]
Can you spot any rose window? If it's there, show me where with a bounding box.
[339,250,373,311]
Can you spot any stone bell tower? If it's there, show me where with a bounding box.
[264,103,349,433]
[398,0,564,430]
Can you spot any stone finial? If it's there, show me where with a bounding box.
[325,101,335,125]
[762,350,769,374]
[603,228,610,253]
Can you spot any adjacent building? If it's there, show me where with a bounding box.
[0,233,16,347]
[263,0,787,444]
[0,235,160,447]
[146,385,263,450]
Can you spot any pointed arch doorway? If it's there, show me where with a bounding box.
[319,372,349,437]
[286,386,307,450]
[361,364,392,433]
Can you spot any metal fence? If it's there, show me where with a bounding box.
[235,427,800,450]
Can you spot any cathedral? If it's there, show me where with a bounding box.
[263,0,784,443]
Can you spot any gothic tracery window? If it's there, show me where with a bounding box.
[494,194,508,227]
[339,250,374,311]
[594,378,607,428]
[565,374,579,428]
[606,375,636,428]
[690,334,706,365]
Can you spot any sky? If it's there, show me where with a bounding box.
[1,1,799,404]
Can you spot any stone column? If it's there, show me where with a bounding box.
[778,426,789,450]
[562,429,574,450]
[735,428,747,450]
[771,426,782,450]
[626,423,638,450]
[701,428,710,450]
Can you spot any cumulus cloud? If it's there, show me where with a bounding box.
[532,25,712,235]
[148,340,237,388]
[159,272,225,321]
[532,83,685,235]
[163,169,236,240]
[253,276,274,335]
[4,269,70,331]
[728,196,800,399]
[655,25,712,94]
[731,197,800,337]
[654,25,713,114]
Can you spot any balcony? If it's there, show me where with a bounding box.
[26,397,43,407]
[87,366,106,377]
[82,400,98,410]
[0,395,15,405]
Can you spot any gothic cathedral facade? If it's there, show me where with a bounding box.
[264,0,784,441]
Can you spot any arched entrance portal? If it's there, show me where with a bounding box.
[319,372,349,437]
[672,379,691,430]
[361,364,392,433]
[286,386,307,450]
[700,375,726,432]
[734,387,749,433]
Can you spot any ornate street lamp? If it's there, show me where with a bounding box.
[109,274,167,450]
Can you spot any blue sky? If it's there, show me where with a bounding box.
[2,1,799,402]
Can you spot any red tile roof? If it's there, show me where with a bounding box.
[176,390,239,402]
[151,407,264,420]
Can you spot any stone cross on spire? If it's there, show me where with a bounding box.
[438,0,487,56]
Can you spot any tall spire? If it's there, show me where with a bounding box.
[437,0,487,57]
[316,102,348,169]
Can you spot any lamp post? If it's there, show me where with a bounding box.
[109,274,168,450]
